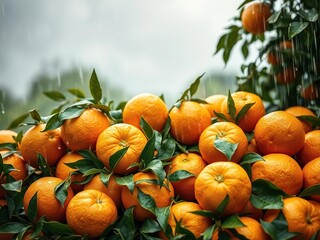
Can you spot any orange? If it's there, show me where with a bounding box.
[23,176,74,222]
[212,216,269,240]
[169,100,211,145]
[247,137,259,154]
[219,91,265,132]
[275,66,297,84]
[251,153,303,195]
[121,172,174,222]
[0,150,27,182]
[240,200,263,221]
[66,189,118,239]
[254,111,305,156]
[241,2,271,34]
[194,161,252,216]
[0,130,17,145]
[267,40,294,66]
[198,121,248,164]
[122,93,168,132]
[285,106,316,133]
[165,152,207,201]
[302,157,320,201]
[96,123,148,174]
[55,152,85,193]
[61,107,110,151]
[300,81,320,101]
[264,197,320,240]
[167,201,212,238]
[84,173,122,208]
[201,94,226,118]
[20,123,66,168]
[296,130,320,167]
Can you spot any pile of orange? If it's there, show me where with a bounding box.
[0,83,319,240]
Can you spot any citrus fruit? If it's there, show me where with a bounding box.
[0,150,27,182]
[169,100,211,145]
[96,123,148,174]
[66,189,118,238]
[241,2,271,34]
[275,66,297,84]
[0,130,17,145]
[296,130,320,167]
[61,108,110,151]
[219,91,265,132]
[194,161,251,216]
[122,93,168,132]
[23,176,74,222]
[285,106,316,133]
[201,94,226,118]
[302,157,320,201]
[165,152,207,201]
[198,121,248,164]
[251,153,303,195]
[20,123,66,168]
[167,201,212,238]
[121,172,174,222]
[300,81,320,101]
[254,111,305,155]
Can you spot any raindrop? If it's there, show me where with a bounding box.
[0,102,5,114]
[78,66,84,86]
[57,69,61,87]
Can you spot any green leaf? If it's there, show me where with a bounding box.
[1,180,22,192]
[157,138,176,161]
[268,10,282,24]
[77,149,105,169]
[65,159,95,174]
[235,102,255,124]
[140,117,154,140]
[214,33,228,55]
[59,106,86,121]
[202,224,217,240]
[7,113,29,129]
[144,159,166,187]
[109,146,129,172]
[241,41,249,59]
[297,115,320,127]
[43,91,66,101]
[140,134,156,167]
[67,88,86,98]
[140,219,161,234]
[213,111,230,122]
[252,179,289,197]
[100,172,112,188]
[54,178,72,207]
[27,192,38,222]
[137,187,156,215]
[222,214,245,229]
[175,220,197,240]
[191,209,216,219]
[42,220,74,236]
[190,73,205,97]
[250,194,283,209]
[240,152,264,165]
[115,174,134,193]
[29,109,43,123]
[288,22,309,39]
[37,153,51,176]
[298,8,318,22]
[89,69,102,103]
[111,206,135,240]
[155,206,171,231]
[42,113,63,131]
[227,90,236,120]
[0,222,29,234]
[214,138,238,161]
[215,195,230,217]
[298,184,320,198]
[168,170,194,182]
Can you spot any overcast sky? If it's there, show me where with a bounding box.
[0,0,245,102]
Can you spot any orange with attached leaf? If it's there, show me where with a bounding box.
[302,157,320,201]
[194,161,252,216]
[96,123,148,174]
[0,130,17,145]
[201,94,226,118]
[219,91,265,133]
[285,106,316,133]
[0,150,27,183]
[198,121,248,164]
[23,176,74,222]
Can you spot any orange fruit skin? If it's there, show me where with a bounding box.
[96,123,148,174]
[23,176,74,222]
[240,200,263,221]
[198,122,248,164]
[167,201,212,238]
[0,130,17,145]
[194,161,252,216]
[275,67,297,84]
[251,153,303,195]
[264,197,320,240]
[165,152,207,201]
[302,157,320,201]
[169,101,211,145]
[66,189,118,239]
[300,82,320,101]
[84,173,122,209]
[122,93,168,132]
[254,111,305,156]
[55,152,85,193]
[0,151,27,182]
[201,94,226,118]
[61,108,110,151]
[285,106,316,133]
[241,2,271,34]
[219,91,265,133]
[212,216,269,240]
[121,172,174,222]
[296,130,320,167]
[20,124,66,168]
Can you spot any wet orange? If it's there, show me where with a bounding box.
[300,81,320,100]
[296,130,320,167]
[302,157,320,201]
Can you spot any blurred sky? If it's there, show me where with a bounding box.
[0,0,245,101]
